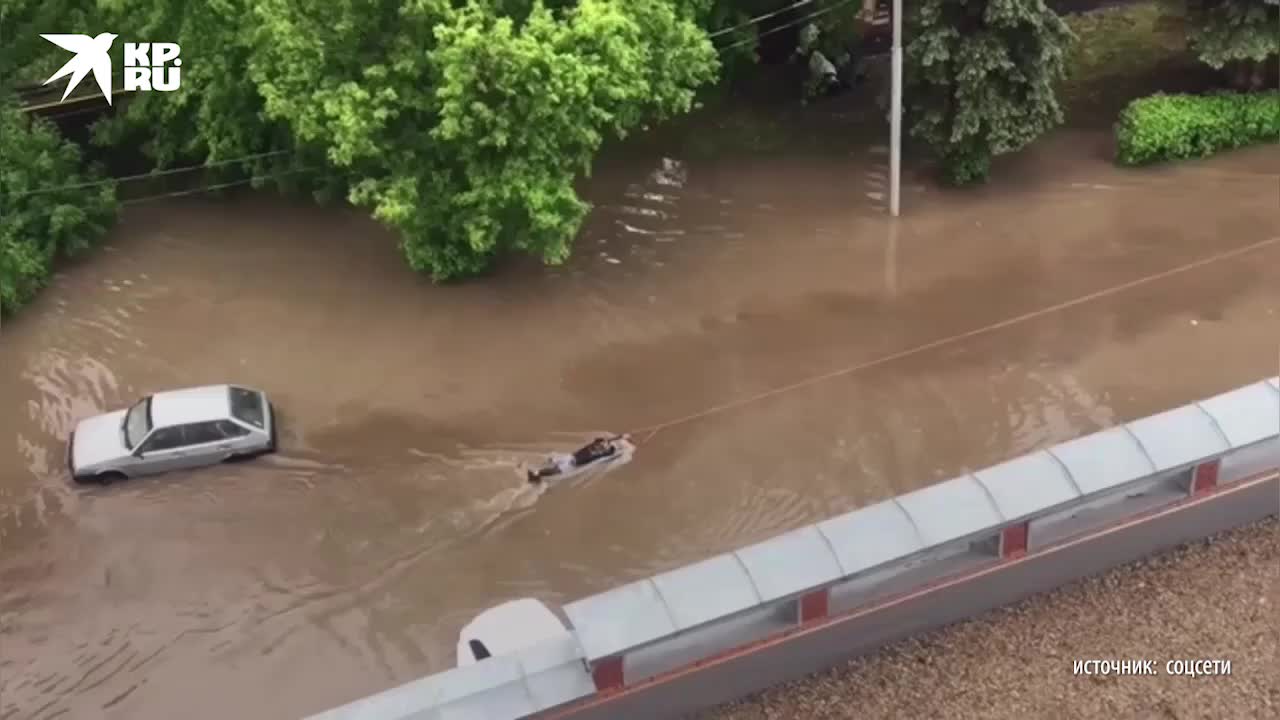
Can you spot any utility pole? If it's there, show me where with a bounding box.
[889,0,903,217]
[884,216,900,297]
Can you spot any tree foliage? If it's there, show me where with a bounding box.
[0,97,118,316]
[1181,0,1279,88]
[245,0,717,279]
[0,0,100,85]
[905,0,1074,184]
[80,0,718,280]
[90,0,339,198]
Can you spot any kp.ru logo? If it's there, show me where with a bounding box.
[41,33,182,105]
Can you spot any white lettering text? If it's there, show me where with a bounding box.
[151,42,180,65]
[123,66,151,91]
[1072,659,1157,676]
[1166,659,1231,677]
[124,42,150,66]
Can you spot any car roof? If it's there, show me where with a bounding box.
[457,599,568,662]
[148,385,234,427]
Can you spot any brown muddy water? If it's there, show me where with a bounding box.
[1,118,1277,719]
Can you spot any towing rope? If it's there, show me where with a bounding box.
[626,235,1280,445]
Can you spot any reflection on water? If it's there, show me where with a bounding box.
[0,120,1277,720]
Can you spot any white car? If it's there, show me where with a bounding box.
[457,598,573,666]
[68,384,277,484]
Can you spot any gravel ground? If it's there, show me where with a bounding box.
[704,516,1279,720]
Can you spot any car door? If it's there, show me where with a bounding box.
[131,426,191,476]
[213,419,256,455]
[173,421,230,469]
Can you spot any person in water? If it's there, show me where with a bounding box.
[527,435,628,483]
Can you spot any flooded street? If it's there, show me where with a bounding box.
[1,114,1277,720]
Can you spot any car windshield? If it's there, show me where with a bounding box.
[123,398,152,449]
[229,387,265,429]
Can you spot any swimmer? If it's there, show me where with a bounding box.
[527,435,629,483]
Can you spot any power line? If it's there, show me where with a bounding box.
[718,0,862,54]
[17,3,844,117]
[14,2,856,200]
[121,166,320,206]
[7,150,293,200]
[40,105,108,123]
[708,0,818,39]
[20,88,138,114]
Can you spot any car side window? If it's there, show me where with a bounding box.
[185,421,224,446]
[140,426,185,453]
[215,420,250,439]
[469,640,491,661]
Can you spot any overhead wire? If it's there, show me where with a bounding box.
[120,166,320,206]
[14,0,861,199]
[707,0,819,38]
[39,105,109,122]
[19,88,137,114]
[16,0,848,121]
[717,0,863,53]
[5,150,293,200]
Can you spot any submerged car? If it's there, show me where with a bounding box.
[68,384,276,484]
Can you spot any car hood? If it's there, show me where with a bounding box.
[72,410,131,469]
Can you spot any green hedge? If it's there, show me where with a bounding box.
[1115,91,1280,166]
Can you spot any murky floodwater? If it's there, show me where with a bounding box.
[1,105,1277,719]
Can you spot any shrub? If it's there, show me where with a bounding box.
[1115,91,1280,165]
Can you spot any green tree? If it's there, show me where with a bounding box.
[0,0,100,85]
[247,0,717,279]
[1182,0,1279,89]
[905,0,1074,184]
[0,97,118,316]
[90,0,329,198]
[88,0,717,280]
